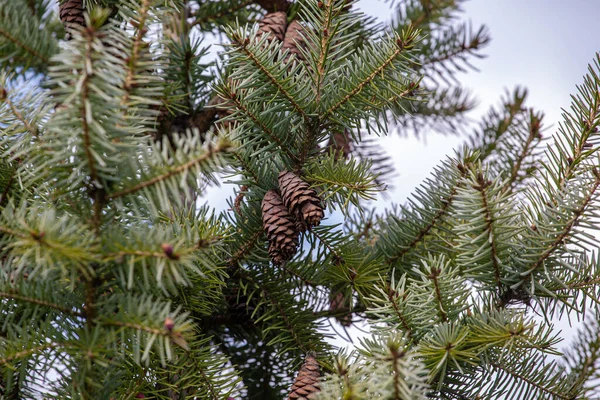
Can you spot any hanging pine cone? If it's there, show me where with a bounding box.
[288,352,320,400]
[261,190,299,265]
[258,11,288,43]
[282,20,307,63]
[59,0,85,40]
[327,129,352,160]
[329,291,352,327]
[278,170,324,231]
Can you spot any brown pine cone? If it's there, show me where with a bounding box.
[261,190,299,265]
[59,0,85,40]
[278,170,324,231]
[329,291,352,327]
[327,129,352,160]
[258,11,288,43]
[289,352,320,400]
[282,20,307,62]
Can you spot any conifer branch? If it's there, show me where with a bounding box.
[524,175,600,279]
[120,0,151,108]
[192,357,220,400]
[232,152,260,184]
[0,342,63,366]
[421,38,483,68]
[108,140,232,199]
[0,28,49,64]
[324,33,415,118]
[551,57,600,193]
[315,0,336,106]
[385,162,466,265]
[240,270,313,353]
[230,35,308,119]
[488,360,573,400]
[0,291,84,317]
[473,176,502,290]
[2,93,37,136]
[310,228,344,266]
[190,0,254,28]
[227,230,262,268]
[78,27,100,196]
[503,111,541,194]
[391,345,406,399]
[386,284,414,340]
[427,266,448,322]
[280,264,319,287]
[221,85,300,162]
[101,320,168,336]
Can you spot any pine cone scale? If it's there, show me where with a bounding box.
[258,11,288,42]
[278,171,324,231]
[59,0,85,40]
[262,190,299,265]
[288,353,320,400]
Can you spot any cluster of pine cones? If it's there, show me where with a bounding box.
[261,170,324,265]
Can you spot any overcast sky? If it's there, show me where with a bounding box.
[357,0,600,203]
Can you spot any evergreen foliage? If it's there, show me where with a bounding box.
[0,0,599,399]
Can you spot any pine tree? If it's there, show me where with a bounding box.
[0,0,599,399]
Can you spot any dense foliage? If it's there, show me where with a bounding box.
[1,0,600,399]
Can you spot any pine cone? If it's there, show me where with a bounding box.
[327,129,352,160]
[329,291,352,327]
[289,352,320,400]
[59,0,85,40]
[258,11,288,43]
[282,20,307,62]
[261,190,299,265]
[278,170,324,230]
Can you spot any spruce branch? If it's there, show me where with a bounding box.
[227,28,310,119]
[304,152,382,214]
[0,90,38,136]
[377,155,470,267]
[520,174,600,286]
[217,83,300,163]
[227,230,263,266]
[108,137,232,200]
[0,291,84,317]
[391,85,475,137]
[538,53,600,197]
[502,109,544,194]
[0,0,58,73]
[485,358,577,400]
[119,0,153,109]
[0,342,64,366]
[237,267,329,355]
[367,273,415,340]
[190,0,256,30]
[0,203,99,280]
[561,314,600,397]
[465,87,545,194]
[323,26,419,119]
[417,22,490,84]
[453,164,522,296]
[313,0,340,106]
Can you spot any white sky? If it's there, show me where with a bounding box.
[359,0,600,203]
